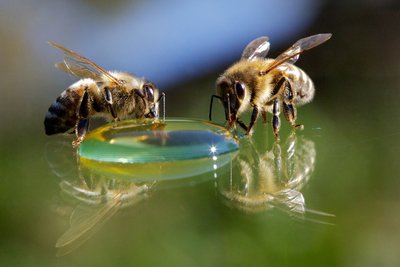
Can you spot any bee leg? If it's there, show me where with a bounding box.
[236,119,249,132]
[246,106,259,135]
[283,81,303,130]
[73,90,91,147]
[157,92,166,121]
[104,87,118,120]
[73,119,89,147]
[283,103,303,130]
[272,99,281,140]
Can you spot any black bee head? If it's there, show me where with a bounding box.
[141,82,161,118]
[215,76,246,126]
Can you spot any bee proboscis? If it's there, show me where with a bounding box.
[44,42,165,146]
[209,33,332,139]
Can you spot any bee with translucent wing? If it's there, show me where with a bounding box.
[209,33,332,139]
[44,42,165,146]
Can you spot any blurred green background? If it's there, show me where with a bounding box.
[1,0,400,266]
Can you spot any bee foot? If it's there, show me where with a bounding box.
[245,129,254,136]
[111,118,120,128]
[72,137,84,148]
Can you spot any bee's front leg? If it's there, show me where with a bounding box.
[236,119,249,132]
[246,106,259,135]
[104,87,118,121]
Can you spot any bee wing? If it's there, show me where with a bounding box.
[48,41,122,85]
[54,61,100,81]
[260,33,332,75]
[241,36,270,61]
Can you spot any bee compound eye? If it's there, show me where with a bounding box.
[144,84,154,102]
[234,82,245,100]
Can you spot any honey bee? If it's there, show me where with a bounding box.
[44,42,165,146]
[209,33,332,139]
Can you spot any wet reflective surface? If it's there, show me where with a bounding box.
[217,135,318,216]
[47,130,333,258]
[1,3,400,267]
[4,103,400,266]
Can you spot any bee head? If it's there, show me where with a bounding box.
[144,82,160,118]
[216,76,246,126]
[135,82,160,118]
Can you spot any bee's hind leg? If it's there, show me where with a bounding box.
[283,103,304,131]
[73,119,89,147]
[282,79,304,131]
[73,90,91,147]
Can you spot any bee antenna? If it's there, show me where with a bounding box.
[161,92,166,121]
[156,92,165,121]
[226,93,231,122]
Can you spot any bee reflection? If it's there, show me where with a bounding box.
[56,170,151,256]
[46,142,152,256]
[217,134,332,221]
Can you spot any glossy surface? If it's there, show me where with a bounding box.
[1,4,400,267]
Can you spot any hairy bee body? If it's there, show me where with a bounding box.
[258,60,315,108]
[44,42,164,146]
[45,72,157,136]
[210,34,331,139]
[277,63,315,106]
[45,80,86,135]
[219,59,314,115]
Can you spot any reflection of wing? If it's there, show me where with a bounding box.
[260,33,332,75]
[241,36,270,60]
[55,193,121,256]
[273,189,305,214]
[48,41,122,85]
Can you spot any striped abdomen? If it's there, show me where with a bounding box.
[44,88,84,135]
[284,64,315,106]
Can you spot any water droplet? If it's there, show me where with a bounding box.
[78,118,239,181]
